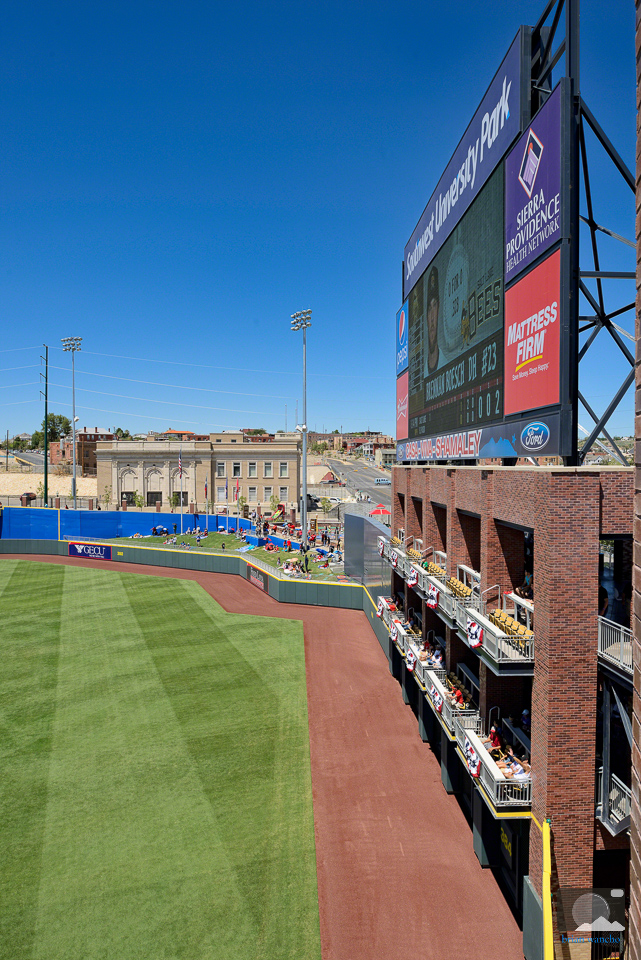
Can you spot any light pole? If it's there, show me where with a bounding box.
[61,337,82,509]
[291,309,311,543]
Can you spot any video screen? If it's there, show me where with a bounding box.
[407,164,505,440]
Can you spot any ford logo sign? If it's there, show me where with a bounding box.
[521,421,550,451]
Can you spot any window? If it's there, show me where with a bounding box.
[147,492,162,506]
[217,486,226,502]
[232,462,241,478]
[122,491,136,506]
[248,486,257,502]
[248,462,257,478]
[264,486,273,501]
[264,461,273,478]
[279,462,288,478]
[279,486,288,502]
[215,439,221,443]
[216,462,225,477]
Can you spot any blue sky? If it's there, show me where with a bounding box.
[1,1,636,440]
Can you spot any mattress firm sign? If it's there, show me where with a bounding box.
[404,31,523,296]
[247,563,268,592]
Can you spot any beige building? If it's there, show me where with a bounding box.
[96,432,301,512]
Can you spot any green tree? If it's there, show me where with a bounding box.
[115,427,132,440]
[238,495,247,518]
[133,491,145,510]
[40,413,71,443]
[170,492,180,511]
[103,485,112,509]
[30,432,43,449]
[321,498,332,515]
[270,493,280,514]
[244,428,267,435]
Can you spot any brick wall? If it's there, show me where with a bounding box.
[630,3,641,955]
[392,463,633,910]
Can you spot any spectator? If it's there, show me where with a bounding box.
[483,726,502,751]
[599,584,609,617]
[520,709,531,734]
[515,571,534,600]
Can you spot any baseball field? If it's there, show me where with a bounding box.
[0,559,320,960]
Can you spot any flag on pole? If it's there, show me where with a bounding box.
[236,478,240,501]
[204,475,208,501]
[179,449,182,478]
[225,478,228,498]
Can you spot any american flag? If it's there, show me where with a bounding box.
[179,449,182,478]
[235,478,240,501]
[204,475,208,501]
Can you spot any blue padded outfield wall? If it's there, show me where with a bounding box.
[0,506,250,541]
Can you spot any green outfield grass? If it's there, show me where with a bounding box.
[0,560,320,960]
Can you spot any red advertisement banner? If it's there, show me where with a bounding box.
[504,249,561,416]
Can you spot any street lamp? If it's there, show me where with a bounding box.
[61,336,82,509]
[291,309,311,543]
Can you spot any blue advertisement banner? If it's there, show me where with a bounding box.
[505,84,562,284]
[396,300,409,375]
[68,541,112,561]
[404,31,523,297]
[396,410,561,461]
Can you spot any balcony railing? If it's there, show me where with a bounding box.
[596,766,631,825]
[454,716,532,808]
[424,670,478,734]
[459,607,535,665]
[598,616,632,677]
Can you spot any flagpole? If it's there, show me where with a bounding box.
[205,474,208,531]
[180,447,183,535]
[225,478,229,533]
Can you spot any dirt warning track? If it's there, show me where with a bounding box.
[8,556,524,960]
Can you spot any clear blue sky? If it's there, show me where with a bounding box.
[1,1,636,440]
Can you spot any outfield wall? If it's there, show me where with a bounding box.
[0,506,250,541]
[0,538,391,649]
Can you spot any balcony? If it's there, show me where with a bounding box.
[598,616,632,678]
[596,766,631,834]
[424,668,478,735]
[454,715,532,809]
[457,607,535,667]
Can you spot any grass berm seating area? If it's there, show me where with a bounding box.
[0,560,321,960]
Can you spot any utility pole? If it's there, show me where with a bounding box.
[61,337,82,509]
[40,345,49,505]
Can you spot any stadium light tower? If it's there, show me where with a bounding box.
[290,309,311,543]
[61,336,82,509]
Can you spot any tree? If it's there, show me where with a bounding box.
[103,485,112,509]
[270,493,280,514]
[244,428,267,435]
[170,492,180,511]
[30,432,43,449]
[40,413,71,443]
[238,495,247,518]
[115,427,132,440]
[133,491,145,510]
[321,498,332,515]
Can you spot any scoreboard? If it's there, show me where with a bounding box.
[407,165,504,440]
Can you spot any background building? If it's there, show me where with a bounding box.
[96,432,301,511]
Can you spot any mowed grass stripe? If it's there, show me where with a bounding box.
[0,561,64,960]
[32,566,257,960]
[123,575,320,960]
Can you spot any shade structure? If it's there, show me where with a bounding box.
[369,504,391,516]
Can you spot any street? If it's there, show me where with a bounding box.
[325,457,392,508]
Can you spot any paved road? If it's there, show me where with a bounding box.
[326,457,391,508]
[13,451,45,466]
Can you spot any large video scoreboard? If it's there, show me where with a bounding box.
[397,29,571,463]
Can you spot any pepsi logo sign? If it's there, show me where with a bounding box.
[398,308,407,345]
[521,421,550,451]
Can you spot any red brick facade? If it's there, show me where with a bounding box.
[394,463,633,908]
